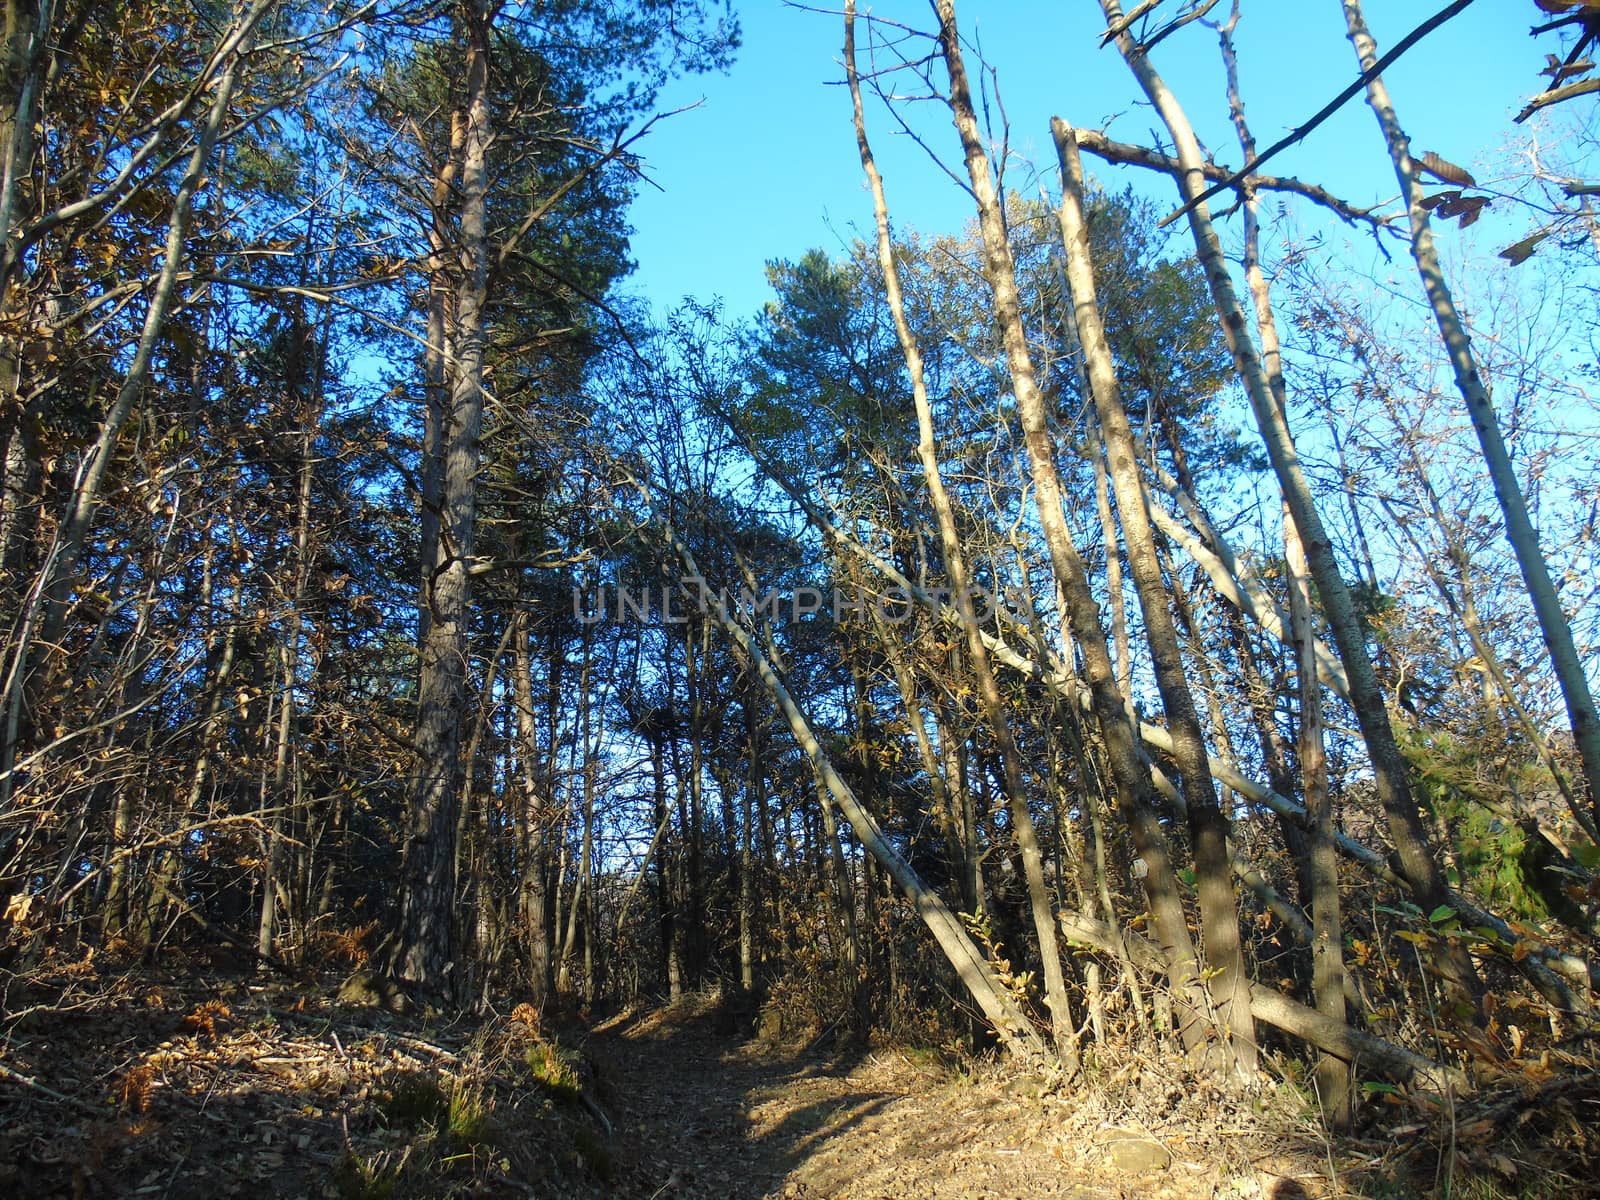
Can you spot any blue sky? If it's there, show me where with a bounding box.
[620,0,1553,319]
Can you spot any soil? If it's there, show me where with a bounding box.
[5,955,1594,1199]
[584,995,1320,1200]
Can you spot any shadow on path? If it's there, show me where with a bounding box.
[585,995,1123,1200]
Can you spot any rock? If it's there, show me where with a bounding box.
[1101,1127,1172,1174]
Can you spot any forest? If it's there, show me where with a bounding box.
[3,0,1600,1196]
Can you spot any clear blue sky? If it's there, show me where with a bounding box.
[621,0,1549,319]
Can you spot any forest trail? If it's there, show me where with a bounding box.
[585,996,1271,1200]
[0,962,1323,1200]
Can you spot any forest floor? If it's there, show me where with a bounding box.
[2,948,1597,1198]
[583,994,1323,1200]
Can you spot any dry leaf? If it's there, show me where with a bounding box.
[1500,231,1552,266]
[1417,151,1477,188]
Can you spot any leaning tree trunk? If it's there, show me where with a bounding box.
[394,1,491,994]
[1053,123,1255,1079]
[726,375,1213,1053]
[0,0,52,587]
[1340,0,1600,829]
[925,0,1216,1056]
[1210,10,1349,1116]
[639,472,1051,1064]
[1096,0,1484,1014]
[845,0,1076,1064]
[1,3,265,811]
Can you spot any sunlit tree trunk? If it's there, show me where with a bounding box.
[1097,0,1484,1013]
[739,694,763,994]
[395,1,492,993]
[1209,8,1349,1113]
[1054,121,1256,1078]
[1341,0,1600,828]
[922,0,1220,1058]
[847,3,1075,1064]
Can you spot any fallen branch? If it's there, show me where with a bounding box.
[1058,911,1466,1091]
[0,1058,104,1115]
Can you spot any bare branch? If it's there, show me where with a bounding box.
[1154,0,1483,228]
[1071,127,1397,231]
[1517,76,1600,122]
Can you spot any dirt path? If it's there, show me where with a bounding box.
[586,1000,1233,1200]
[5,961,1589,1198]
[0,959,1331,1198]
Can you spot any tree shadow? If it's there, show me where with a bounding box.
[591,994,915,1198]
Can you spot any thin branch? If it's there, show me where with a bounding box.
[1072,127,1397,231]
[1152,0,1482,228]
[1099,0,1160,45]
[0,1060,103,1115]
[1517,76,1600,123]
[1141,0,1222,55]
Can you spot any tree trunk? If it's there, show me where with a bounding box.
[644,473,1051,1063]
[1341,0,1600,829]
[512,609,552,1003]
[1,4,263,810]
[259,315,319,960]
[846,1,1074,1064]
[1054,121,1256,1078]
[1094,0,1484,1013]
[922,0,1213,1056]
[394,1,492,994]
[1058,912,1462,1092]
[1209,12,1349,1113]
[648,728,681,1002]
[739,695,762,994]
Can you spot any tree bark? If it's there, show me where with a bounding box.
[1341,0,1600,829]
[642,469,1051,1063]
[920,0,1214,1058]
[1054,120,1256,1078]
[512,608,552,1003]
[846,0,1075,1064]
[1058,912,1463,1092]
[1209,10,1349,1116]
[395,1,492,994]
[1095,0,1484,1013]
